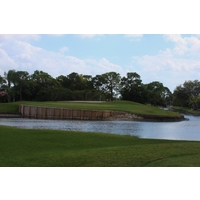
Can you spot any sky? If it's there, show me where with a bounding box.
[1,34,200,92]
[1,1,200,198]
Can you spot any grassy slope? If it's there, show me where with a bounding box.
[1,125,200,167]
[173,106,200,116]
[0,102,20,113]
[0,101,182,118]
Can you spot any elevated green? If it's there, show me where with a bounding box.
[0,102,20,113]
[1,125,200,167]
[0,101,182,118]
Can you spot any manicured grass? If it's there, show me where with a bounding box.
[173,106,200,116]
[0,102,20,113]
[1,125,200,167]
[0,100,182,118]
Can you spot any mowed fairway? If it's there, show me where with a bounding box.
[1,126,200,167]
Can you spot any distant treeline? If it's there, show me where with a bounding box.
[0,69,200,108]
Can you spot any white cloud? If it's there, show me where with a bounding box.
[164,34,200,56]
[133,52,200,72]
[76,34,97,39]
[50,34,65,37]
[59,46,69,54]
[75,34,104,39]
[124,34,143,41]
[131,35,200,91]
[85,58,126,76]
[0,48,18,73]
[2,34,200,93]
[0,39,125,78]
[133,35,200,73]
[0,34,40,41]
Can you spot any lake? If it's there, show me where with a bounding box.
[0,115,200,141]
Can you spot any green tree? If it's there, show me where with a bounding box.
[3,70,34,101]
[4,69,17,102]
[92,75,104,91]
[13,71,30,101]
[56,75,69,88]
[57,73,96,100]
[0,75,7,102]
[146,81,172,106]
[30,70,61,101]
[121,72,142,90]
[0,75,6,89]
[81,75,93,90]
[93,72,121,101]
[173,85,189,107]
[120,72,147,103]
[66,72,83,90]
[173,80,200,109]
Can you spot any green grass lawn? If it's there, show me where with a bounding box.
[173,106,200,116]
[1,125,200,167]
[0,102,20,113]
[0,100,182,118]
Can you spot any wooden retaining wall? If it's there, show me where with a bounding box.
[19,105,126,120]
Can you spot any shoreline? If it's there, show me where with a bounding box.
[0,112,185,122]
[172,108,200,116]
[0,113,22,118]
[105,113,185,122]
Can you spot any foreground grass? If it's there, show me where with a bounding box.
[0,101,182,118]
[1,125,200,167]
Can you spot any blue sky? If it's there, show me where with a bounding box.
[1,0,200,198]
[1,34,200,92]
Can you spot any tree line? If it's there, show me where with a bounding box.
[173,80,200,110]
[0,69,199,109]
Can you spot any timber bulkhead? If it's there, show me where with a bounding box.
[19,105,126,120]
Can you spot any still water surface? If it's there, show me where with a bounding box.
[0,115,200,141]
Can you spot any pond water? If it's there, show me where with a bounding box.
[0,115,200,141]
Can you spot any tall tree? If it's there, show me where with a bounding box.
[173,80,200,109]
[81,75,93,90]
[92,75,104,91]
[56,75,69,88]
[103,72,121,100]
[121,72,142,91]
[30,70,61,101]
[14,71,30,101]
[4,69,17,102]
[0,75,7,102]
[146,81,172,106]
[66,72,84,90]
[120,72,147,103]
[93,72,121,101]
[0,75,6,89]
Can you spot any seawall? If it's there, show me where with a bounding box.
[19,105,127,120]
[18,105,185,122]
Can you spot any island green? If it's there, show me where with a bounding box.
[0,100,183,119]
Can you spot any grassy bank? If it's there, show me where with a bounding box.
[0,101,182,119]
[0,102,20,113]
[1,125,200,167]
[173,106,200,116]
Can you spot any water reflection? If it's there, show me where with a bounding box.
[0,115,200,141]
